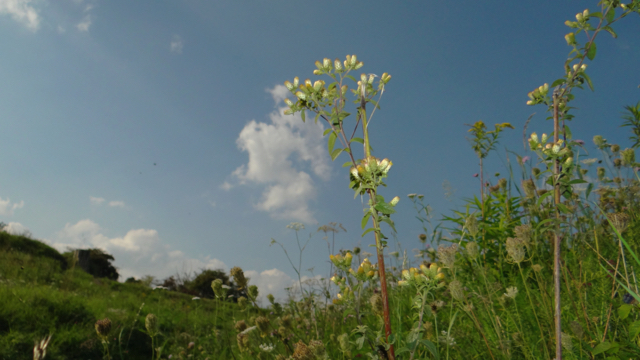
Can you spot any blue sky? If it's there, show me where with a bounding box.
[1,0,639,301]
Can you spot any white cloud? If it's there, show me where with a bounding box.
[90,196,105,205]
[0,197,24,216]
[0,0,40,31]
[266,84,290,105]
[245,268,296,303]
[108,200,125,208]
[170,35,183,54]
[220,181,233,191]
[2,221,30,236]
[230,85,331,223]
[76,15,91,32]
[50,219,228,281]
[57,25,65,33]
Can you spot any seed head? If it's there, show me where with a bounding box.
[95,318,112,339]
[466,242,479,259]
[370,294,384,316]
[465,214,479,238]
[449,280,465,301]
[506,237,526,264]
[614,158,622,168]
[418,233,427,242]
[522,179,536,198]
[593,135,605,148]
[248,285,259,301]
[145,314,159,337]
[514,224,532,245]
[597,167,606,180]
[611,144,620,153]
[255,316,270,336]
[621,148,636,166]
[237,296,247,310]
[608,212,630,233]
[230,267,248,289]
[437,244,458,269]
[292,340,314,360]
[235,320,248,332]
[267,294,275,304]
[237,333,250,352]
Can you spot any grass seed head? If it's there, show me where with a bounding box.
[145,314,159,337]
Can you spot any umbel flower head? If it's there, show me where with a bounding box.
[506,237,526,264]
[437,244,458,269]
[95,318,112,339]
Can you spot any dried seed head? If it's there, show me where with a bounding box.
[145,314,159,337]
[608,212,630,233]
[522,179,536,198]
[449,280,465,301]
[621,148,636,166]
[593,135,605,148]
[514,224,532,244]
[308,340,326,358]
[506,237,526,263]
[235,320,248,332]
[370,294,384,316]
[466,242,479,259]
[465,214,479,238]
[597,167,606,180]
[418,233,427,242]
[255,316,270,336]
[614,158,622,168]
[230,267,248,289]
[611,144,620,153]
[437,244,458,269]
[498,178,507,190]
[237,333,250,352]
[292,340,314,360]
[95,318,112,338]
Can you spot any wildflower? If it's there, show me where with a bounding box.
[438,330,456,346]
[407,193,417,199]
[504,286,518,299]
[260,343,275,352]
[465,214,479,238]
[292,340,314,360]
[514,224,532,247]
[256,316,270,336]
[33,334,53,360]
[449,280,465,301]
[466,242,479,259]
[235,320,248,332]
[437,244,458,269]
[506,237,526,264]
[286,222,305,231]
[145,314,159,337]
[230,267,248,289]
[95,318,112,339]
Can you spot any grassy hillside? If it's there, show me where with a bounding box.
[0,232,242,359]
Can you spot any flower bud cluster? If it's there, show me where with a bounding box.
[329,252,353,270]
[526,83,549,105]
[350,156,393,194]
[397,263,445,287]
[348,258,378,281]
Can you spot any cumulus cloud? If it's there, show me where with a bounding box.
[2,221,31,236]
[220,181,233,191]
[49,219,227,281]
[90,196,105,205]
[245,268,296,303]
[0,196,24,216]
[76,15,91,32]
[230,85,330,223]
[0,0,40,31]
[170,35,183,54]
[108,200,125,208]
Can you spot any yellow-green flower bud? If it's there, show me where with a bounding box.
[315,60,323,70]
[313,80,323,92]
[541,133,548,144]
[621,4,627,10]
[552,144,561,154]
[581,64,587,71]
[350,54,357,66]
[284,98,293,107]
[354,61,363,70]
[611,144,620,153]
[284,81,294,91]
[293,77,299,88]
[565,33,576,45]
[334,59,342,71]
[367,74,375,84]
[381,73,391,83]
[313,69,322,75]
[564,157,573,167]
[323,58,331,70]
[530,132,539,144]
[230,266,248,289]
[360,73,367,83]
[390,196,400,206]
[583,9,589,18]
[576,12,583,22]
[295,91,306,100]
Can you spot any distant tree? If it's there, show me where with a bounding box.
[125,277,142,284]
[0,222,6,232]
[62,248,119,280]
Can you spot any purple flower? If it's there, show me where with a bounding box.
[473,173,479,177]
[522,156,530,163]
[575,139,585,145]
[635,167,640,172]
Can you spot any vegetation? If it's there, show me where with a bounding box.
[2,1,640,359]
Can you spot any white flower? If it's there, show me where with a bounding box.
[259,343,275,352]
[192,297,201,300]
[504,286,518,299]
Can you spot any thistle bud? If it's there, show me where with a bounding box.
[334,59,342,71]
[313,80,323,92]
[541,133,548,144]
[323,58,331,70]
[354,61,363,70]
[284,81,294,91]
[350,54,357,66]
[390,196,400,206]
[295,91,306,100]
[293,77,299,88]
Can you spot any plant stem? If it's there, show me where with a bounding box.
[552,88,562,360]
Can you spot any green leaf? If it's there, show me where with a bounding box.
[351,137,364,144]
[361,212,371,229]
[618,304,632,319]
[323,128,332,136]
[536,190,554,206]
[603,25,618,38]
[420,340,440,360]
[629,320,640,339]
[342,161,353,168]
[590,11,603,19]
[568,179,587,184]
[582,72,594,91]
[592,341,612,355]
[564,124,572,139]
[314,112,321,123]
[374,202,396,215]
[361,228,375,237]
[327,132,337,154]
[535,218,555,231]
[606,7,615,23]
[552,78,566,87]
[586,182,594,199]
[301,110,306,122]
[557,203,571,214]
[587,41,597,61]
[345,75,357,83]
[331,148,343,161]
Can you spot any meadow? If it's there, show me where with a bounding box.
[3,1,640,359]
